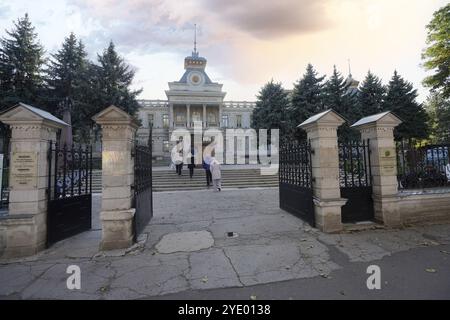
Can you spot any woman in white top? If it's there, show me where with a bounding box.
[209,157,222,191]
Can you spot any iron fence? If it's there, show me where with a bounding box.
[396,141,450,189]
[338,140,372,187]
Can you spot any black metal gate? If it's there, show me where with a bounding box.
[279,141,315,226]
[339,140,374,223]
[133,135,153,239]
[47,142,93,246]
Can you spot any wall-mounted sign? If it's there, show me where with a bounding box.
[379,147,396,176]
[11,152,38,189]
[103,151,127,175]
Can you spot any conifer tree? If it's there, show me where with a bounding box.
[93,41,141,115]
[45,33,89,114]
[382,71,429,141]
[0,14,45,109]
[357,71,385,116]
[251,80,291,142]
[323,66,359,141]
[289,64,325,140]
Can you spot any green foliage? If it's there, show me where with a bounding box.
[422,4,450,98]
[251,80,291,142]
[382,71,429,141]
[357,71,385,116]
[0,14,45,110]
[323,66,360,141]
[425,91,450,143]
[92,42,142,115]
[0,14,141,143]
[289,64,325,140]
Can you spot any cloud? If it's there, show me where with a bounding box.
[203,0,332,39]
[68,0,333,54]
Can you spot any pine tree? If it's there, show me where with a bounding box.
[0,14,45,110]
[382,71,429,141]
[93,41,141,115]
[251,80,291,142]
[45,33,90,120]
[323,66,360,141]
[289,64,325,140]
[358,71,385,116]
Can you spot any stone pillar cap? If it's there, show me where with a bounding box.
[92,105,140,128]
[351,111,402,129]
[297,109,346,130]
[0,102,68,129]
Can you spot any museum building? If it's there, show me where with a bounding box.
[136,47,256,160]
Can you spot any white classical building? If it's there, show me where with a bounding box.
[136,48,256,160]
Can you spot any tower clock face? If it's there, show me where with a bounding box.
[188,72,203,86]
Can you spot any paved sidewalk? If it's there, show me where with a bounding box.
[0,189,449,299]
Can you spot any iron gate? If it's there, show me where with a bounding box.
[279,141,315,226]
[133,135,153,239]
[47,142,92,246]
[339,140,374,223]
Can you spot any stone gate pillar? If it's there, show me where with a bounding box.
[351,112,402,227]
[0,103,67,258]
[92,105,139,250]
[298,110,347,233]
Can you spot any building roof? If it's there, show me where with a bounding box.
[1,102,69,126]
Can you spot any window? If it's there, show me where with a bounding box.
[162,114,169,128]
[192,111,201,122]
[147,114,154,128]
[163,140,170,152]
[175,113,185,125]
[207,112,217,126]
[222,115,229,128]
[236,115,242,128]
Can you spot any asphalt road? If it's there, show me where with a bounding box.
[152,243,450,300]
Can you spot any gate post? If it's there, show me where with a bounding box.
[0,103,67,258]
[92,105,140,250]
[298,110,347,233]
[351,112,402,227]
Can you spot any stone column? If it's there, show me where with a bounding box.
[298,110,347,233]
[169,103,174,129]
[218,104,223,129]
[203,104,206,128]
[186,104,191,128]
[92,105,139,250]
[351,112,402,227]
[0,103,67,258]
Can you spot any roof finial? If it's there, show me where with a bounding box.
[194,24,197,55]
[347,58,352,77]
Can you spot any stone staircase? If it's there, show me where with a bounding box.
[91,168,279,193]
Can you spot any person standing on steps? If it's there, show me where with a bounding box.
[172,140,184,176]
[203,152,212,187]
[210,156,222,191]
[188,146,196,178]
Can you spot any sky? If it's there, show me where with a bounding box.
[0,0,447,103]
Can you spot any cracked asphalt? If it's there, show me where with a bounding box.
[0,189,449,299]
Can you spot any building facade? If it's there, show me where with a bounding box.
[136,49,256,160]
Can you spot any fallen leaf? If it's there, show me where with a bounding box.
[202,276,208,283]
[250,295,257,300]
[425,268,437,273]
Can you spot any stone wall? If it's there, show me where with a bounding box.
[398,190,450,224]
